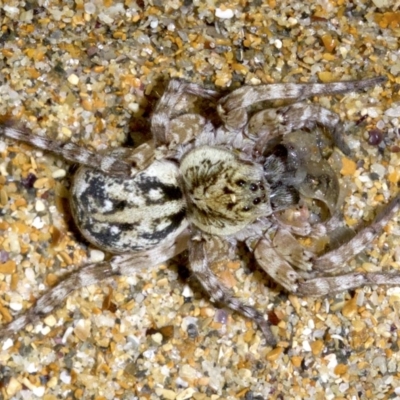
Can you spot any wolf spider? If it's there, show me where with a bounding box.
[0,76,399,346]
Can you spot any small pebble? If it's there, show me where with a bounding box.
[340,157,357,176]
[266,347,284,361]
[385,104,400,118]
[84,2,96,14]
[215,7,234,19]
[6,378,22,396]
[151,332,163,345]
[181,284,193,298]
[342,297,357,318]
[52,169,66,179]
[8,232,21,253]
[2,338,14,350]
[31,216,45,229]
[311,340,324,355]
[44,314,57,327]
[371,163,386,178]
[60,370,72,384]
[67,74,80,85]
[9,302,23,311]
[89,249,105,262]
[176,388,196,400]
[187,323,198,338]
[35,199,46,212]
[214,309,228,324]
[302,340,312,352]
[368,129,383,146]
[0,260,16,274]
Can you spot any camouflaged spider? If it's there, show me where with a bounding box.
[1,77,400,346]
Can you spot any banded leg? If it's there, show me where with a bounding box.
[255,232,400,297]
[0,230,190,339]
[218,76,385,153]
[189,231,276,346]
[297,272,400,297]
[248,103,350,155]
[314,193,400,274]
[0,119,154,177]
[0,80,219,177]
[218,77,385,119]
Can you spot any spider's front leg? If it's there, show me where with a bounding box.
[249,102,351,155]
[255,194,400,297]
[218,76,386,155]
[189,230,277,346]
[218,76,386,123]
[313,192,400,274]
[0,230,190,339]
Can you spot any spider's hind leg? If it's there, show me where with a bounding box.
[0,119,145,177]
[218,77,386,120]
[0,230,190,339]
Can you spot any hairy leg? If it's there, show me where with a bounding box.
[255,231,400,298]
[297,272,400,296]
[0,230,190,339]
[218,77,385,121]
[189,231,277,346]
[0,119,155,177]
[256,194,400,296]
[248,103,350,155]
[314,193,400,273]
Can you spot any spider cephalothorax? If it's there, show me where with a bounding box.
[0,77,399,347]
[180,145,272,235]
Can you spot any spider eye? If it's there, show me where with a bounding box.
[249,183,258,191]
[236,179,246,187]
[253,197,261,205]
[242,205,251,212]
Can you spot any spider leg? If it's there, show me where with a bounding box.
[255,194,400,297]
[314,193,400,274]
[254,237,303,293]
[218,76,385,121]
[255,233,400,297]
[189,231,277,346]
[249,103,350,155]
[218,76,385,156]
[0,230,190,339]
[270,228,314,272]
[151,79,220,146]
[296,272,400,296]
[0,119,153,176]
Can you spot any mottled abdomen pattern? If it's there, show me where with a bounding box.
[70,160,188,253]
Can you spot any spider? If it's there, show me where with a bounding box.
[0,77,399,347]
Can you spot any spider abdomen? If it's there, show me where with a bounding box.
[70,159,188,253]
